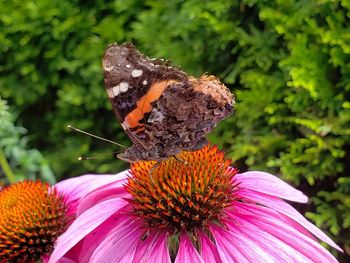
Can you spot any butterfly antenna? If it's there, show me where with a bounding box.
[148,162,161,184]
[67,125,127,149]
[78,156,96,161]
[78,151,121,161]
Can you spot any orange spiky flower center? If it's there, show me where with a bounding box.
[126,145,238,235]
[0,181,68,263]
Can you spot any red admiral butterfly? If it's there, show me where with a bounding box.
[103,43,234,162]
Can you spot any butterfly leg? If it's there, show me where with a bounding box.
[172,155,193,170]
[148,161,161,183]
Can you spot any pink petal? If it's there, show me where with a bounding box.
[230,202,338,262]
[225,210,313,262]
[46,258,76,263]
[133,231,171,263]
[235,171,308,203]
[79,213,131,263]
[61,240,83,263]
[211,224,273,262]
[89,218,143,263]
[49,198,128,263]
[42,255,50,263]
[77,178,130,216]
[232,200,315,240]
[54,172,129,211]
[211,226,249,263]
[175,233,204,263]
[53,256,80,263]
[198,231,222,263]
[58,259,76,263]
[237,189,342,251]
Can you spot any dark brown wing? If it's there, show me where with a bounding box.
[102,43,188,153]
[142,75,234,159]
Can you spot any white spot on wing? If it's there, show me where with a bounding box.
[119,82,129,92]
[107,82,130,98]
[131,69,143,78]
[142,80,148,85]
[122,121,130,129]
[103,62,114,72]
[111,85,121,97]
[107,88,114,98]
[126,64,131,69]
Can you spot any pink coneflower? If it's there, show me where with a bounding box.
[0,175,119,262]
[49,145,341,262]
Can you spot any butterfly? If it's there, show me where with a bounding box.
[102,43,234,162]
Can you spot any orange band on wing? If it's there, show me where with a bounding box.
[124,80,178,128]
[134,126,145,134]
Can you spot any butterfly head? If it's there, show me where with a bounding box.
[116,146,147,163]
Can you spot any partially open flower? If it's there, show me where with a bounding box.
[49,145,342,262]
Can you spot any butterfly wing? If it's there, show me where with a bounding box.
[143,75,234,158]
[103,43,188,160]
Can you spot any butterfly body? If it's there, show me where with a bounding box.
[103,43,234,162]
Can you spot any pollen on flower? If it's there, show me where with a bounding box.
[0,181,68,263]
[126,145,238,235]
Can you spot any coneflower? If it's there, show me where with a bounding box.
[0,174,119,262]
[0,181,67,262]
[49,145,341,262]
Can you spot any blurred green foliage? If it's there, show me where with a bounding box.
[0,98,55,184]
[0,0,349,259]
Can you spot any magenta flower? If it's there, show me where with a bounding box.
[49,145,341,262]
[54,173,125,218]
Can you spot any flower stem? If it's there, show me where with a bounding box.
[0,149,16,183]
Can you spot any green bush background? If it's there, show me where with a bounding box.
[0,0,349,260]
